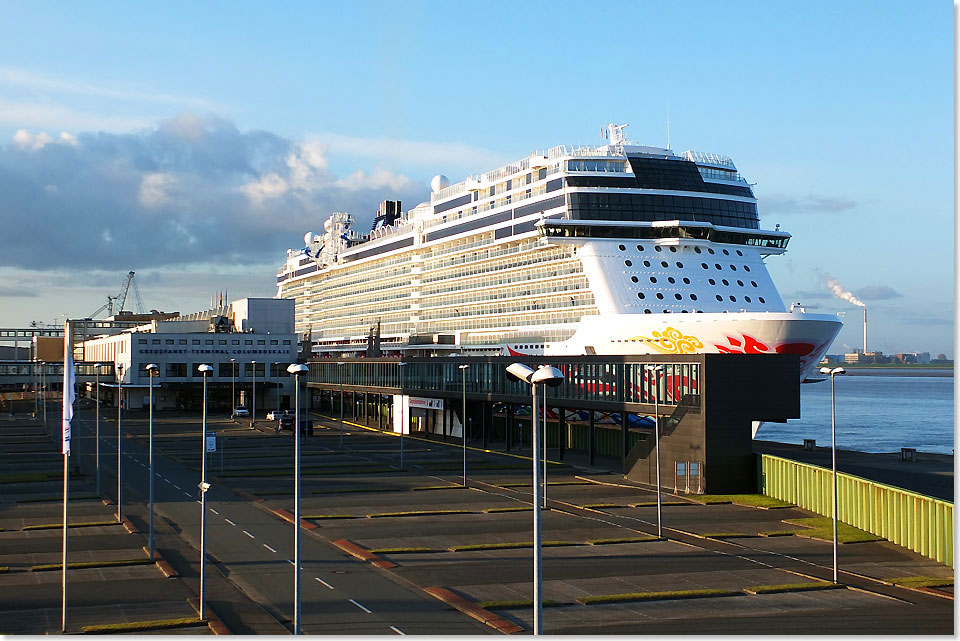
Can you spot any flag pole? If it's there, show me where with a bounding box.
[61,320,75,633]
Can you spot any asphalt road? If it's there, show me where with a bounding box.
[71,410,490,635]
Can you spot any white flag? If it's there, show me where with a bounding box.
[62,329,74,455]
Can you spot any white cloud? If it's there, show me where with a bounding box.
[0,98,151,135]
[242,172,289,205]
[13,128,53,150]
[139,172,176,207]
[336,168,415,192]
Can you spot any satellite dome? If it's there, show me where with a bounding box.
[430,174,450,193]
[303,231,314,246]
[323,218,332,232]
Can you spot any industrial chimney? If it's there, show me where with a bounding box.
[863,307,868,354]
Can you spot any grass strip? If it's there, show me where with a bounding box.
[303,514,359,520]
[23,520,118,531]
[0,472,58,483]
[32,558,153,572]
[780,517,882,543]
[81,617,204,634]
[744,582,837,595]
[579,503,627,509]
[217,465,393,478]
[412,485,465,491]
[449,540,579,552]
[476,599,561,609]
[578,588,737,605]
[889,576,954,588]
[0,567,7,573]
[369,509,473,518]
[631,500,695,507]
[690,494,795,508]
[496,480,591,488]
[366,547,436,554]
[17,494,100,503]
[311,487,390,495]
[702,532,757,539]
[587,536,658,545]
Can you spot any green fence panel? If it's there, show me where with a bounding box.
[761,454,953,567]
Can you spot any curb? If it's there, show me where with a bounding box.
[121,517,139,534]
[331,539,397,569]
[142,546,179,578]
[272,508,318,530]
[423,586,524,634]
[187,597,231,635]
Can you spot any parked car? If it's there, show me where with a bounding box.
[276,415,294,432]
[233,406,250,418]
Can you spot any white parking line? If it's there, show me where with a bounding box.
[390,626,405,635]
[243,530,255,539]
[287,559,295,566]
[163,478,171,484]
[349,599,372,614]
[263,544,277,553]
[183,491,191,498]
[225,518,236,526]
[314,577,334,589]
[173,484,181,490]
[210,508,219,515]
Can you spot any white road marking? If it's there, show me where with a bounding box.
[183,492,192,498]
[287,559,295,566]
[243,530,255,539]
[390,626,405,635]
[349,599,372,614]
[225,519,236,526]
[314,577,334,589]
[163,478,171,484]
[263,544,277,553]
[173,484,181,490]
[210,508,219,515]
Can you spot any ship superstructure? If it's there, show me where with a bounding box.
[277,125,842,380]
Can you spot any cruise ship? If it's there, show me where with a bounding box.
[277,124,842,381]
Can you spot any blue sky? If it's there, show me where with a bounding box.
[0,1,953,356]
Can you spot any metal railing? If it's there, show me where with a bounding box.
[761,454,953,567]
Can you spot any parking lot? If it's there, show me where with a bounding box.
[139,409,954,635]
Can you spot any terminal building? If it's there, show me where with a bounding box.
[77,298,299,413]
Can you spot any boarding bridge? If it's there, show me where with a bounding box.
[306,354,801,494]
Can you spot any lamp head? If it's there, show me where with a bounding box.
[833,367,846,375]
[819,367,831,375]
[197,363,213,374]
[505,362,536,383]
[458,364,469,370]
[145,363,158,372]
[644,363,663,372]
[287,363,308,376]
[531,365,565,387]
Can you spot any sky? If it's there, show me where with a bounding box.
[0,1,954,357]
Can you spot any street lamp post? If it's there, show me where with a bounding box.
[250,361,257,428]
[398,362,406,469]
[145,364,159,559]
[644,364,664,538]
[230,358,236,417]
[820,366,846,584]
[197,364,214,620]
[337,362,345,449]
[459,364,469,487]
[95,365,101,496]
[288,364,309,635]
[116,363,124,523]
[505,363,565,636]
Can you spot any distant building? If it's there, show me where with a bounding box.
[845,351,886,364]
[78,297,297,413]
[892,352,931,364]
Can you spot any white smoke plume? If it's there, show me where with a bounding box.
[825,277,866,307]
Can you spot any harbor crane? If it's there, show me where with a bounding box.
[87,271,146,318]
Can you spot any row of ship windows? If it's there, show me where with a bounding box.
[635,292,766,304]
[623,258,752,273]
[617,243,746,257]
[631,275,759,288]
